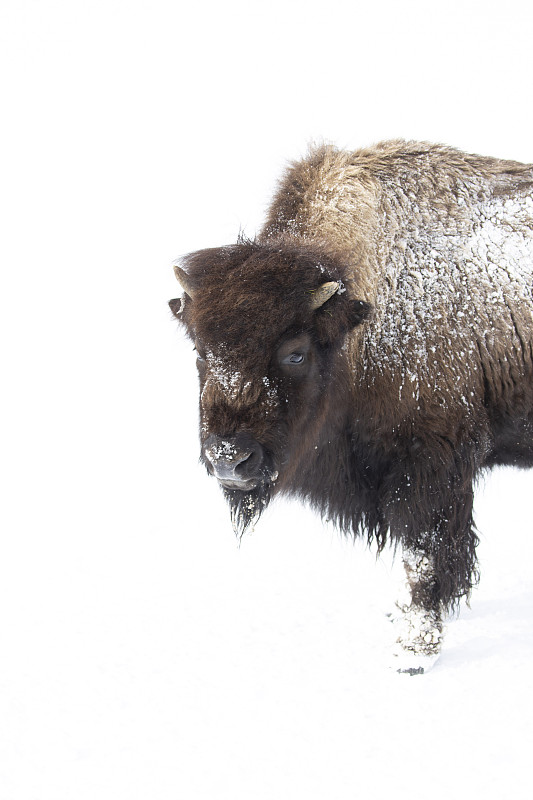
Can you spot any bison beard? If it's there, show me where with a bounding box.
[223,482,272,539]
[169,139,533,674]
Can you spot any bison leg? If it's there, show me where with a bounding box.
[388,459,478,673]
[392,549,443,675]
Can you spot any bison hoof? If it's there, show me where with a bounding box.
[390,603,444,675]
[392,648,440,676]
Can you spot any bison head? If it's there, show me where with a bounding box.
[169,238,371,535]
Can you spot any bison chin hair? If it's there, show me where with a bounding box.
[222,482,273,539]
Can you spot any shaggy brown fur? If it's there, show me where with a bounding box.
[170,140,533,660]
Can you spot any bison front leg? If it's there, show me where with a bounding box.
[393,549,444,675]
[390,474,478,674]
[385,455,479,674]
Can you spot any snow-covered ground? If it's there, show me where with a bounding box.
[3,339,533,798]
[2,1,533,798]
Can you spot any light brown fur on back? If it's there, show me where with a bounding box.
[261,141,533,429]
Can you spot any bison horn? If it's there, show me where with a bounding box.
[173,265,196,298]
[309,281,339,310]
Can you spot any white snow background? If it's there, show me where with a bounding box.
[1,1,533,798]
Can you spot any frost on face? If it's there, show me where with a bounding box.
[199,345,280,434]
[261,375,278,404]
[202,348,253,401]
[205,438,238,462]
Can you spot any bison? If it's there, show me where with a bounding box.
[170,140,533,674]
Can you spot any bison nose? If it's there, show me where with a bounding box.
[203,434,265,488]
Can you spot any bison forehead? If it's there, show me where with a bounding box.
[194,292,310,351]
[188,246,342,347]
[201,346,279,408]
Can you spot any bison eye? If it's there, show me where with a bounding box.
[283,352,305,365]
[276,333,312,375]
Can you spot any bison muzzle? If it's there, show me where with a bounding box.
[202,432,270,490]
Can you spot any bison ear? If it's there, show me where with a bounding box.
[314,297,372,345]
[346,299,373,328]
[168,298,182,317]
